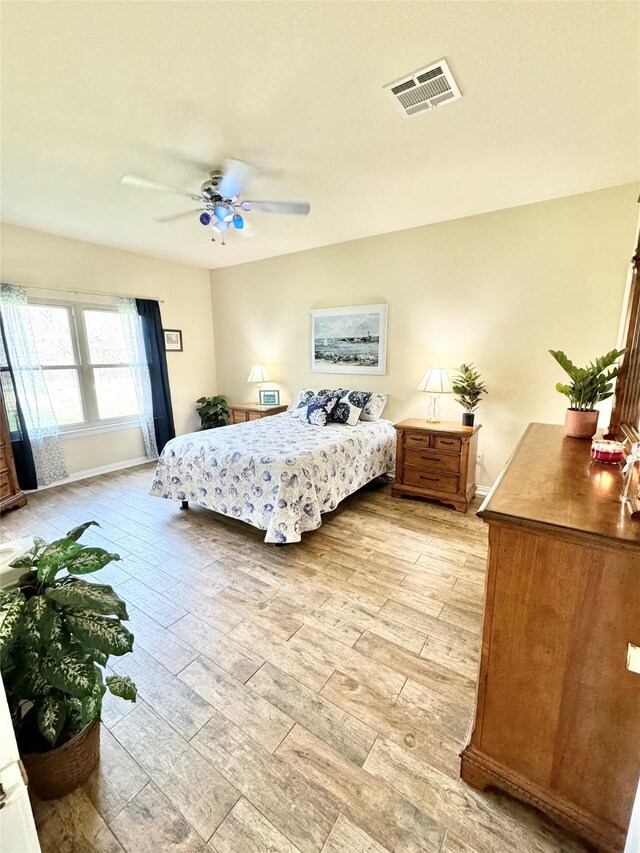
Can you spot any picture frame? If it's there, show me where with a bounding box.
[163,329,183,352]
[259,389,280,406]
[310,303,388,375]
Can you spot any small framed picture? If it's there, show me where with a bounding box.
[259,389,280,406]
[163,329,183,352]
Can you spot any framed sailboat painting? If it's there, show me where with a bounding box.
[309,304,388,375]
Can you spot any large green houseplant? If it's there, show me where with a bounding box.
[450,363,488,426]
[0,521,136,798]
[196,394,229,430]
[549,348,625,438]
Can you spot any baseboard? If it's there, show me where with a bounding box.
[476,485,491,497]
[30,456,151,492]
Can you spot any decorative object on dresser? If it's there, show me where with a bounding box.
[549,347,625,438]
[228,402,288,424]
[392,419,480,512]
[2,521,137,799]
[195,395,229,430]
[461,423,640,853]
[416,367,452,423]
[246,364,271,402]
[259,389,280,406]
[451,363,488,427]
[310,304,388,375]
[0,393,26,514]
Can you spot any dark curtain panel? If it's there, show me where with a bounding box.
[0,313,37,490]
[135,299,176,453]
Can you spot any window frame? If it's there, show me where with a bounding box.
[29,297,140,433]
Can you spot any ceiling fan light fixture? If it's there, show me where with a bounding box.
[212,219,230,233]
[214,204,233,222]
[199,212,211,226]
[232,214,244,230]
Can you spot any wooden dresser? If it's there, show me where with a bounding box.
[0,393,27,513]
[391,419,480,512]
[461,423,640,852]
[228,402,288,424]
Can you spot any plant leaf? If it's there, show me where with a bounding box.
[26,595,56,641]
[36,539,84,583]
[65,612,134,656]
[37,695,67,745]
[106,674,137,702]
[8,553,34,569]
[46,580,128,620]
[0,591,26,656]
[65,547,122,575]
[41,651,97,698]
[66,521,100,541]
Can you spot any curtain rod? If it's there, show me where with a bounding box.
[20,283,165,304]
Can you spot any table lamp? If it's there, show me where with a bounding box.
[247,364,270,403]
[417,367,451,423]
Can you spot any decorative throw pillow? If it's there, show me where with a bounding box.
[301,391,338,426]
[332,390,372,426]
[359,392,388,421]
[289,388,314,417]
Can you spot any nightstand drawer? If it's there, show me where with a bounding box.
[231,411,247,424]
[404,448,460,474]
[404,432,432,450]
[247,412,261,421]
[403,467,458,494]
[433,435,461,453]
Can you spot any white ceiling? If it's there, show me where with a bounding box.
[1,1,638,270]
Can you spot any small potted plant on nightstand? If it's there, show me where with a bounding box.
[451,363,487,426]
[0,522,136,799]
[549,348,625,438]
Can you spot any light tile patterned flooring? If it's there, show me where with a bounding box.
[1,465,588,853]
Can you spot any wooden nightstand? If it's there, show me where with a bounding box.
[228,402,288,424]
[391,419,481,512]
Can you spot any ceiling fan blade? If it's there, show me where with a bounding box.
[154,209,204,224]
[121,174,201,200]
[244,200,310,216]
[218,159,255,199]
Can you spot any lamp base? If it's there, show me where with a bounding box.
[426,395,441,423]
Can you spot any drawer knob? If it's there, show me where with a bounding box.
[420,475,438,481]
[421,455,440,462]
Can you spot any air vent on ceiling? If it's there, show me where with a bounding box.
[384,59,461,117]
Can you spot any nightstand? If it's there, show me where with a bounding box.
[391,419,481,512]
[228,402,288,424]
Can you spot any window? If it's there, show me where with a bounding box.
[28,301,139,430]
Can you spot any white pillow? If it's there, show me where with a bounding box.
[359,393,388,421]
[289,388,315,417]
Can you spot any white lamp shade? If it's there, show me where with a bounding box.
[247,364,270,383]
[417,367,451,393]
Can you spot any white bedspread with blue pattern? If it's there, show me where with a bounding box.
[149,412,396,543]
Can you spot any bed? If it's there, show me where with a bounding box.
[149,412,396,543]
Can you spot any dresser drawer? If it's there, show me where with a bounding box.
[0,468,13,500]
[403,467,458,494]
[433,435,461,453]
[404,448,460,474]
[403,432,432,450]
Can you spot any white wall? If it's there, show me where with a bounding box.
[0,223,217,476]
[210,184,638,488]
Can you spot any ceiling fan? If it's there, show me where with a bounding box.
[121,159,310,244]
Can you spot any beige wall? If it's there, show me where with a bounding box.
[1,223,217,476]
[210,184,638,488]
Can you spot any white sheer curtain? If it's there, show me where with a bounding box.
[117,297,158,460]
[0,283,68,486]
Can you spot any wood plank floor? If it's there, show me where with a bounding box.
[1,464,588,853]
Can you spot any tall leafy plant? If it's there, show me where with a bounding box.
[451,363,488,413]
[549,349,625,411]
[196,395,229,430]
[0,522,136,751]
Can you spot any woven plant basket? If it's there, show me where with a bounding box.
[565,408,599,439]
[21,719,100,800]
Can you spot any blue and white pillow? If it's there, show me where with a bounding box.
[302,391,338,426]
[360,392,388,421]
[289,388,315,418]
[332,390,372,426]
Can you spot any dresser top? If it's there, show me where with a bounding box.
[394,419,481,435]
[479,423,639,549]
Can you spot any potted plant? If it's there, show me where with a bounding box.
[549,348,625,438]
[196,394,229,430]
[0,521,136,799]
[451,363,488,426]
